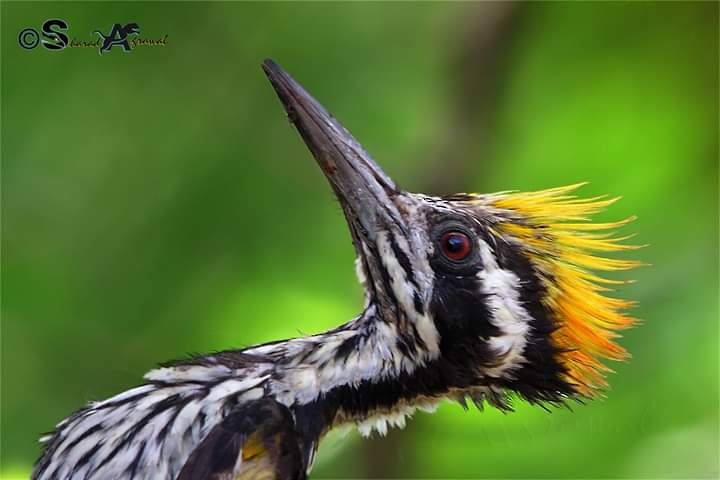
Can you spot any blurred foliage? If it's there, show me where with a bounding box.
[2,2,718,479]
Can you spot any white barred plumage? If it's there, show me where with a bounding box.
[33,60,640,480]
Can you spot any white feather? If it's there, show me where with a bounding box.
[477,239,532,378]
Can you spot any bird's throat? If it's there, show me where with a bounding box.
[262,306,449,440]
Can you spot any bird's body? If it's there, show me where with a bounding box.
[33,306,436,479]
[33,60,641,480]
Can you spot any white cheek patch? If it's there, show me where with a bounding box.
[476,239,532,378]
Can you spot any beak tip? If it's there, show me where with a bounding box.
[261,58,278,76]
[261,58,301,116]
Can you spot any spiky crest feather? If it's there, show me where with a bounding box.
[483,183,642,396]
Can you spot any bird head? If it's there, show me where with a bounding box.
[263,60,640,407]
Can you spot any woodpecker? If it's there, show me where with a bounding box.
[33,59,641,480]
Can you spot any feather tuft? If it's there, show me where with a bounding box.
[487,184,642,397]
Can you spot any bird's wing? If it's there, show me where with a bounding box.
[177,398,306,480]
[32,360,280,480]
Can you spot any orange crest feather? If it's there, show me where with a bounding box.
[486,184,642,397]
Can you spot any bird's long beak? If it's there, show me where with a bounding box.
[262,59,402,243]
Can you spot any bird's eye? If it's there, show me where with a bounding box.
[440,231,472,261]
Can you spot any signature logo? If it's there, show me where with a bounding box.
[94,23,141,54]
[18,19,167,54]
[18,18,68,50]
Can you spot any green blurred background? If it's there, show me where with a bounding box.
[2,2,718,478]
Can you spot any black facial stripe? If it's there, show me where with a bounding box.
[488,239,574,400]
[434,276,497,337]
[387,231,425,316]
[430,273,500,363]
[388,231,418,289]
[376,251,399,314]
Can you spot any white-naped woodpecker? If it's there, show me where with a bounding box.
[33,59,642,480]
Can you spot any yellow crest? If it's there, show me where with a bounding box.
[486,184,643,397]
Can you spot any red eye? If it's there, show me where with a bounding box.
[440,231,472,261]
